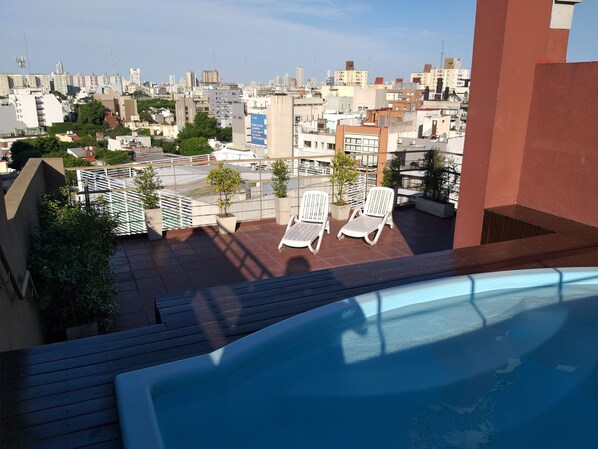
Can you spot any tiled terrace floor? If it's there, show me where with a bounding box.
[110,207,455,331]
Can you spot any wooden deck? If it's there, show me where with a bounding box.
[3,207,598,448]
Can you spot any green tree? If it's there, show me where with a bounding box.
[179,137,212,156]
[77,100,106,128]
[134,166,162,210]
[31,136,60,153]
[271,160,290,198]
[153,138,177,154]
[420,148,459,203]
[95,148,134,165]
[177,112,219,141]
[9,140,42,170]
[218,126,232,142]
[206,164,242,216]
[330,153,359,205]
[29,187,119,339]
[382,153,403,190]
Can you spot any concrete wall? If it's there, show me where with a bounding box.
[454,0,571,248]
[518,62,598,226]
[0,158,65,352]
[266,95,294,158]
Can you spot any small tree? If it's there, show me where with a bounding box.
[382,153,403,190]
[420,148,459,203]
[330,153,359,205]
[271,160,290,198]
[29,188,119,339]
[134,166,162,210]
[206,164,242,216]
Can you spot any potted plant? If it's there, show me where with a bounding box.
[415,147,459,218]
[206,163,242,234]
[29,187,119,341]
[330,152,359,221]
[382,152,404,209]
[134,165,163,240]
[271,159,291,225]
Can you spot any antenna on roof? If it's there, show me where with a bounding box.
[440,40,445,68]
[24,34,31,75]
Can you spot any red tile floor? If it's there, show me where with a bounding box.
[110,207,455,331]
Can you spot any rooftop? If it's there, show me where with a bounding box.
[3,205,598,448]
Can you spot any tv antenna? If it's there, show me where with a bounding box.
[439,40,445,68]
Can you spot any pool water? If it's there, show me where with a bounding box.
[152,283,598,449]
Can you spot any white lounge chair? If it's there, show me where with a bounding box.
[337,187,395,246]
[278,191,330,255]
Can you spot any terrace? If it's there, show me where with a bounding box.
[2,0,598,447]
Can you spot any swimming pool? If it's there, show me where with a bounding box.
[115,268,598,448]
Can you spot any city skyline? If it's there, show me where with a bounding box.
[1,0,597,85]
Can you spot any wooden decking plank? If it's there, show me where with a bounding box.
[0,324,168,376]
[1,323,167,363]
[2,396,116,430]
[6,421,122,449]
[1,383,115,417]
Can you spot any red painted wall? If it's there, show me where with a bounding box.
[454,0,570,248]
[518,62,598,227]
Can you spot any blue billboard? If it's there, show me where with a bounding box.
[250,114,266,146]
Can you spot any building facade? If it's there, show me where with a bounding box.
[8,89,63,128]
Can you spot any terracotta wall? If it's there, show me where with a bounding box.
[518,62,598,227]
[454,0,570,248]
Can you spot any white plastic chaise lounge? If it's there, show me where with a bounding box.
[278,190,330,255]
[337,186,395,246]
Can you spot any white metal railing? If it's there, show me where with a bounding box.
[71,149,460,236]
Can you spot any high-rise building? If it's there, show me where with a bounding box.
[334,64,368,88]
[129,68,141,86]
[55,62,64,75]
[185,71,196,90]
[283,73,290,87]
[201,70,220,84]
[296,65,304,87]
[169,75,176,86]
[52,73,69,95]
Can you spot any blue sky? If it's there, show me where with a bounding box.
[1,0,596,85]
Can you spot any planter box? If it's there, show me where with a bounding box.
[331,203,351,221]
[66,322,98,340]
[144,208,163,240]
[415,197,455,218]
[216,214,237,234]
[275,197,292,225]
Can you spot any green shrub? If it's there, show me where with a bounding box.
[271,160,290,198]
[29,188,119,339]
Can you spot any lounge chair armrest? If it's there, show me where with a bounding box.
[348,207,363,222]
[284,214,298,232]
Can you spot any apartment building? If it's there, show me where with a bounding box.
[204,84,243,128]
[201,70,220,85]
[8,89,63,128]
[175,95,212,129]
[0,74,52,96]
[410,58,470,93]
[335,124,399,185]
